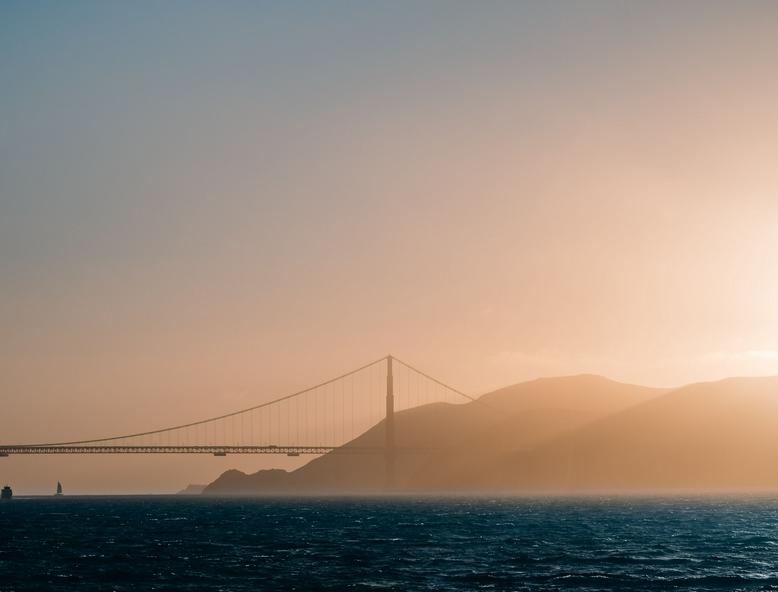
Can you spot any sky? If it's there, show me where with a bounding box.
[2,1,778,492]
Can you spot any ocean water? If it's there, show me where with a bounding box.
[2,496,778,591]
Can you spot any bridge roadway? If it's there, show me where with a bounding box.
[0,445,427,457]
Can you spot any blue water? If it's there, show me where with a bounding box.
[2,497,778,591]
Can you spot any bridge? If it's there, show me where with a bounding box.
[0,355,476,486]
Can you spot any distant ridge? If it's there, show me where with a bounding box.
[493,374,778,491]
[205,374,778,494]
[177,484,207,495]
[204,374,667,494]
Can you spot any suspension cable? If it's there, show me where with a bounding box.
[16,355,388,447]
[391,356,486,406]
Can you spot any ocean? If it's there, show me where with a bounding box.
[1,496,778,591]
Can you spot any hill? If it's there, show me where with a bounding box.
[492,375,778,491]
[204,374,664,494]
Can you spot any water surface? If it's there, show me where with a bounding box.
[2,496,778,591]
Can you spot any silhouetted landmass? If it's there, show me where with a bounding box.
[205,374,671,494]
[494,375,778,491]
[205,374,778,494]
[177,484,207,495]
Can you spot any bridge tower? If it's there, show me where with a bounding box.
[385,354,395,490]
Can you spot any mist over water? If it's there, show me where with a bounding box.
[2,496,778,591]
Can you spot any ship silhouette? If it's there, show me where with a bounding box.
[55,481,63,496]
[1,485,11,500]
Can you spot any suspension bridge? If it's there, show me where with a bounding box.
[0,356,477,485]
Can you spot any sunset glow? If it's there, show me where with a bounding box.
[2,2,778,494]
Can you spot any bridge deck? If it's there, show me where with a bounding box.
[0,445,425,456]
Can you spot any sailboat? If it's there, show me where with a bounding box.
[55,481,63,496]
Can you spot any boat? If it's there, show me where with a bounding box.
[1,485,12,501]
[55,481,63,496]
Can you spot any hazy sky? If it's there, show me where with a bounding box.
[3,1,778,492]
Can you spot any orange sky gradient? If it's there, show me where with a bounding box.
[2,2,778,492]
